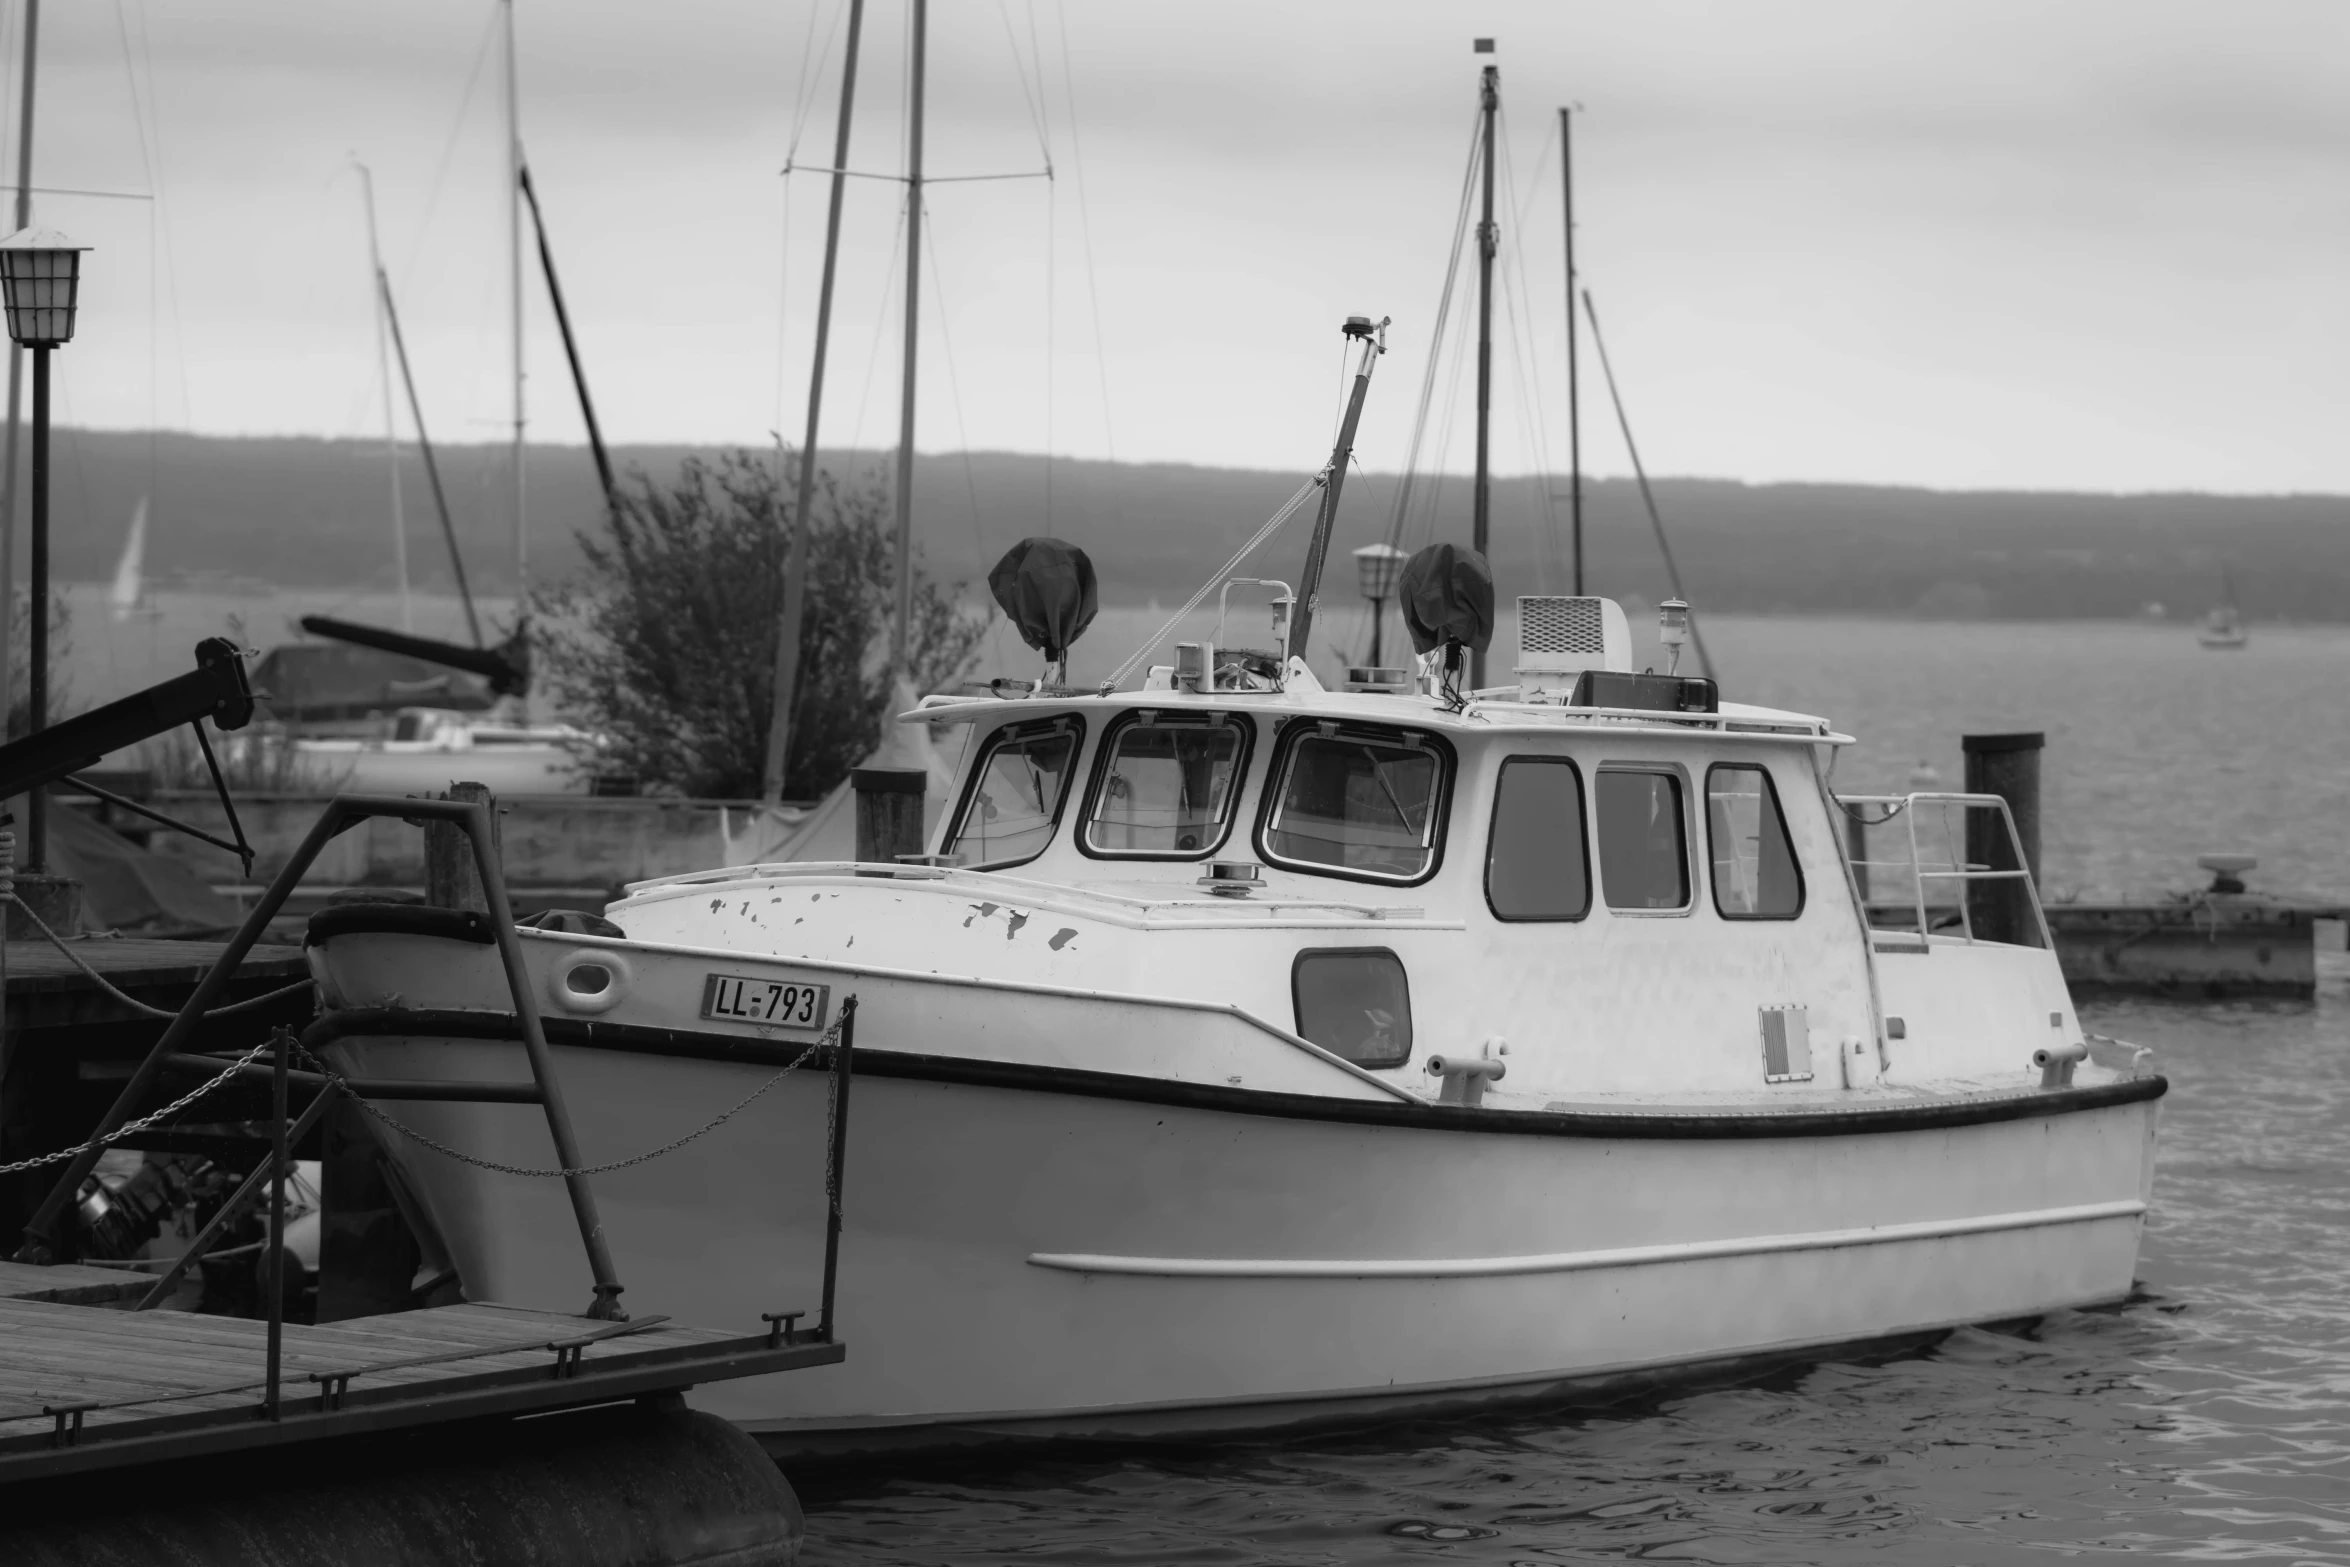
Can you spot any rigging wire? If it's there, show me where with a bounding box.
[782,0,840,167]
[396,6,500,290]
[919,194,992,572]
[1051,0,1118,465]
[1580,286,1721,681]
[1495,107,1565,594]
[1381,107,1483,560]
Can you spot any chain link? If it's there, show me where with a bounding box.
[0,1036,280,1176]
[296,1014,846,1179]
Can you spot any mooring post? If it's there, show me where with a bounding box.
[1962,732,2043,946]
[1843,806,1869,905]
[851,768,924,865]
[263,1025,289,1420]
[818,996,856,1344]
[425,780,497,910]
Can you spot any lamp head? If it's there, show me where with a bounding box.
[0,229,89,348]
[1352,541,1407,602]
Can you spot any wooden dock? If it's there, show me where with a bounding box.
[2,937,309,1027]
[0,1287,839,1482]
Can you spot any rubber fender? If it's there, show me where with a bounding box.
[0,1395,803,1566]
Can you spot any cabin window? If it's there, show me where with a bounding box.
[1595,768,1690,910]
[1081,713,1251,859]
[1486,758,1591,920]
[1291,948,1413,1068]
[1259,723,1449,884]
[943,718,1084,869]
[1707,765,1805,919]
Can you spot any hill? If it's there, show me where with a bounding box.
[32,427,2349,621]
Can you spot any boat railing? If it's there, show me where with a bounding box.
[1836,791,2053,954]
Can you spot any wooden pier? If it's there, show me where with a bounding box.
[0,1284,837,1483]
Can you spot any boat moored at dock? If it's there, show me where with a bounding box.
[308,587,2164,1452]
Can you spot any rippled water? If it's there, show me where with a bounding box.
[796,618,2350,1564]
[795,975,2350,1562]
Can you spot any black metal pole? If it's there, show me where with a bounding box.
[1369,593,1385,668]
[1561,105,1582,597]
[379,269,481,648]
[461,799,626,1319]
[817,995,856,1343]
[518,163,617,515]
[1471,64,1498,689]
[263,1026,289,1419]
[25,344,45,872]
[764,0,866,803]
[1285,320,1384,669]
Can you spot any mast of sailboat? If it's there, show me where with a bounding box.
[374,233,484,648]
[357,163,414,633]
[0,0,37,753]
[519,162,618,515]
[891,0,928,682]
[761,0,867,804]
[1470,39,1497,688]
[503,0,528,667]
[1561,105,1582,596]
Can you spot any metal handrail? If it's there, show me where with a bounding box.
[1837,791,2053,953]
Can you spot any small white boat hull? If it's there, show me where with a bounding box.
[330,1026,2160,1454]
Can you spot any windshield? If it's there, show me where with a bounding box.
[1086,715,1248,857]
[945,721,1081,868]
[1262,729,1445,881]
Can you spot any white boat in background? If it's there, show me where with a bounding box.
[2198,567,2248,650]
[291,706,589,795]
[108,498,160,623]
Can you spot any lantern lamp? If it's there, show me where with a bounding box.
[1351,542,1408,667]
[0,228,89,348]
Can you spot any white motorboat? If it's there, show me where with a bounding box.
[305,593,2163,1453]
[289,705,589,795]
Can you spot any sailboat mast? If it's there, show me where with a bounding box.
[891,0,927,681]
[0,0,38,751]
[1471,45,1497,689]
[1561,105,1581,597]
[358,164,413,632]
[504,0,527,632]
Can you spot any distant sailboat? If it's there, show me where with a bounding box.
[108,498,160,622]
[2198,566,2248,650]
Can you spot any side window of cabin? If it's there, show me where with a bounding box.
[943,719,1083,869]
[1083,713,1250,858]
[1486,758,1590,920]
[1594,769,1690,911]
[1707,764,1805,918]
[1292,948,1413,1068]
[1260,725,1448,884]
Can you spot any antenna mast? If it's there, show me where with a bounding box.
[1561,105,1582,596]
[1286,317,1387,669]
[1471,40,1498,688]
[358,164,413,632]
[890,0,928,682]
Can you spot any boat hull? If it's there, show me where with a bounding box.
[329,1025,2163,1454]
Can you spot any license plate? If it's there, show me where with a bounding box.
[699,973,831,1031]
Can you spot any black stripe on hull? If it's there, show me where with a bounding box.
[308,1008,2168,1142]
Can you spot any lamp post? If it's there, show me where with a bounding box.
[0,228,89,874]
[1352,541,1407,668]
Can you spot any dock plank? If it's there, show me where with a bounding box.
[0,1261,151,1306]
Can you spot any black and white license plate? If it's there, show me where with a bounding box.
[699,973,831,1031]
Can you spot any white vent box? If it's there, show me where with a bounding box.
[1515,596,1632,700]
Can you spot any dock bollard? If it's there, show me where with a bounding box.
[1961,732,2042,946]
[852,768,925,866]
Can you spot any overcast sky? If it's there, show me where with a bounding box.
[27,0,2350,493]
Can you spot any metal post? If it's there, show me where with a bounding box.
[764,0,867,802]
[890,0,927,683]
[262,1026,289,1419]
[818,996,856,1343]
[1287,320,1386,668]
[24,345,44,873]
[1471,61,1497,690]
[1561,105,1582,596]
[0,0,40,776]
[1368,594,1386,667]
[1844,805,1869,905]
[460,799,625,1318]
[1963,732,2043,946]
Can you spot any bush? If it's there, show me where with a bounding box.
[535,451,981,800]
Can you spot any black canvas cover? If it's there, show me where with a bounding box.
[988,537,1099,662]
[249,643,495,724]
[1398,543,1496,656]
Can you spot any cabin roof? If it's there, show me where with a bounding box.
[899,683,1851,746]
